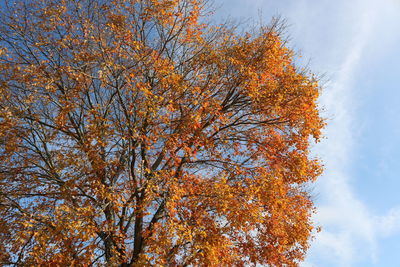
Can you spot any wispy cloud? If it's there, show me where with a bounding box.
[305,0,400,266]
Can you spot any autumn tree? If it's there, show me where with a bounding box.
[0,0,323,265]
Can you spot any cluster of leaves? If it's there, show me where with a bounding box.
[0,0,324,265]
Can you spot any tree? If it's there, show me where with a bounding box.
[0,0,323,265]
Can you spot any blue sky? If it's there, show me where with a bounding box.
[216,0,400,266]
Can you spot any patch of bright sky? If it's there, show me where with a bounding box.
[214,0,400,266]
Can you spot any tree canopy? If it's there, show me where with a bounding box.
[0,0,324,265]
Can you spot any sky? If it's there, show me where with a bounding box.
[215,0,400,266]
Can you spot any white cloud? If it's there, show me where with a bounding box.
[375,207,400,237]
[304,0,400,266]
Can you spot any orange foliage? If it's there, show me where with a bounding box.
[0,0,323,265]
